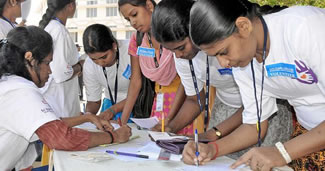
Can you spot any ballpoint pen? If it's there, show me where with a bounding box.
[195,129,199,166]
[106,150,149,159]
[118,116,122,126]
[161,112,165,132]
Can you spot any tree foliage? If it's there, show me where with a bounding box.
[249,0,325,8]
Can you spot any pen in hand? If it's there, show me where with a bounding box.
[195,129,199,166]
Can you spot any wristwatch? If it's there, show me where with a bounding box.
[212,127,222,138]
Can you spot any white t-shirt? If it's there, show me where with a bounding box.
[174,51,242,108]
[233,6,325,130]
[83,40,130,102]
[0,75,58,170]
[42,20,80,118]
[0,18,15,39]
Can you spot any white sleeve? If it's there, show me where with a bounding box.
[49,29,74,83]
[233,68,277,124]
[291,11,325,97]
[3,88,58,141]
[83,57,103,102]
[174,55,204,96]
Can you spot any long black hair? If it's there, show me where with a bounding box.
[39,0,74,29]
[83,24,118,54]
[0,26,53,80]
[0,0,7,16]
[190,0,287,46]
[151,0,194,43]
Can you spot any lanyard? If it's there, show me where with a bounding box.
[53,17,64,25]
[189,55,210,131]
[147,33,162,68]
[1,16,15,28]
[251,16,268,147]
[102,54,119,105]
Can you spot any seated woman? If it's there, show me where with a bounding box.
[0,26,131,171]
[82,24,132,122]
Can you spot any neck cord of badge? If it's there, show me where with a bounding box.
[53,17,64,25]
[1,16,16,28]
[102,48,120,105]
[147,32,161,68]
[189,55,210,131]
[251,15,268,147]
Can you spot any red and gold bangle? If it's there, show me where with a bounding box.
[208,141,219,160]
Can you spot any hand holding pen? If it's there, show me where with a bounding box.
[195,129,199,166]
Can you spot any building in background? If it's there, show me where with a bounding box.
[26,0,136,51]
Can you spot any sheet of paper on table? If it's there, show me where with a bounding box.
[148,131,189,141]
[137,141,182,161]
[130,117,159,129]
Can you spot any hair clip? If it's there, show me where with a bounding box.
[0,39,8,44]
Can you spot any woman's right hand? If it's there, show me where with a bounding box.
[113,125,132,143]
[98,109,114,121]
[182,141,216,165]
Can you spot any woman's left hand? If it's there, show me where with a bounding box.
[231,146,287,171]
[86,114,113,131]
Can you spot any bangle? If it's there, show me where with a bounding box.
[106,130,114,143]
[275,142,292,164]
[77,61,83,73]
[107,108,116,116]
[208,141,219,160]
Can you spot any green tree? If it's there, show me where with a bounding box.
[249,0,325,8]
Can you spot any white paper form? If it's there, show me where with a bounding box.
[131,116,159,129]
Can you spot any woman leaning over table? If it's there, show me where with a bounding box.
[118,0,203,135]
[0,26,131,171]
[182,0,325,170]
[151,0,293,160]
[82,24,133,122]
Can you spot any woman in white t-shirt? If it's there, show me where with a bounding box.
[151,0,292,160]
[184,0,325,170]
[39,0,82,118]
[82,24,132,122]
[0,26,131,171]
[0,0,25,38]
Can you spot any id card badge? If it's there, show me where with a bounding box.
[218,68,233,75]
[122,64,131,79]
[265,63,297,78]
[156,93,164,112]
[137,46,155,57]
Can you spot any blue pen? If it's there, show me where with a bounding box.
[195,129,199,166]
[106,150,149,159]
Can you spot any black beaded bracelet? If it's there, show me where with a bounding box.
[106,130,114,144]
